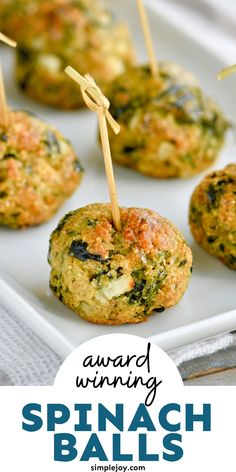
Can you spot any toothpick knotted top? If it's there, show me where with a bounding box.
[65,65,122,232]
[65,67,120,135]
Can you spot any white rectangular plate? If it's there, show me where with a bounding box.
[0,0,236,359]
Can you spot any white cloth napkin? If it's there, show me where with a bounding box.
[170,333,236,367]
[0,299,235,385]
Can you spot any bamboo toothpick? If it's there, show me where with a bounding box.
[137,0,158,77]
[0,32,17,127]
[65,66,121,232]
[218,64,236,81]
[0,62,8,128]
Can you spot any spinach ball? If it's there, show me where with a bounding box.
[105,63,229,178]
[0,110,83,228]
[15,0,135,109]
[0,0,42,40]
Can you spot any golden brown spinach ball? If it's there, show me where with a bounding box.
[105,63,229,178]
[0,110,83,229]
[190,164,236,270]
[15,0,135,109]
[48,203,192,325]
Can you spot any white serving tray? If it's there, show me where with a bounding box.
[0,0,236,359]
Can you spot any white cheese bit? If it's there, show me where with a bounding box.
[115,40,130,55]
[38,54,62,74]
[97,12,112,26]
[95,275,133,304]
[59,140,70,154]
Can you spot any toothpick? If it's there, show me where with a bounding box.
[65,66,121,232]
[0,32,17,127]
[218,64,236,81]
[0,32,17,49]
[137,0,158,77]
[0,63,8,128]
